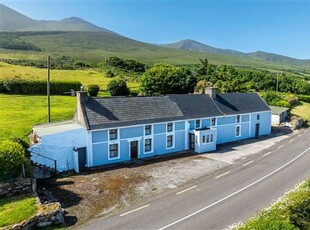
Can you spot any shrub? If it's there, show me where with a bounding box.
[88,84,100,97]
[107,79,130,96]
[0,141,31,182]
[105,70,115,78]
[129,89,139,97]
[298,95,310,103]
[289,198,310,230]
[0,79,82,95]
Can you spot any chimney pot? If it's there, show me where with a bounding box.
[205,87,217,98]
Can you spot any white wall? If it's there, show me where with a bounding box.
[30,128,86,172]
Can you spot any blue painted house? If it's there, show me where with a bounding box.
[30,87,271,172]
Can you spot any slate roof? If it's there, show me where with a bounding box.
[81,93,270,130]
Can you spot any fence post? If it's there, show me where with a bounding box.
[54,160,57,176]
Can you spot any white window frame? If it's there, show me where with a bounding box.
[108,142,120,160]
[144,124,153,136]
[235,125,241,137]
[195,119,201,129]
[211,117,217,127]
[167,122,174,133]
[144,137,153,153]
[236,115,241,123]
[109,128,119,141]
[166,134,175,149]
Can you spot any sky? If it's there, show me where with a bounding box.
[1,0,310,59]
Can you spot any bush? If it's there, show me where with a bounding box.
[129,89,139,97]
[0,79,82,95]
[105,70,115,78]
[88,84,100,96]
[289,198,310,230]
[298,95,310,103]
[107,79,130,96]
[0,141,31,182]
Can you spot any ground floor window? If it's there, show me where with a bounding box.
[202,134,214,144]
[109,143,119,159]
[145,138,152,152]
[236,125,241,137]
[167,135,173,148]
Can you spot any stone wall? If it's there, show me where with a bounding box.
[3,201,64,230]
[0,178,36,198]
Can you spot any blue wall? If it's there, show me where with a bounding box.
[90,111,271,166]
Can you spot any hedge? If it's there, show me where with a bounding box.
[298,95,310,103]
[0,79,82,95]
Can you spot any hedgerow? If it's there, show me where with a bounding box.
[0,79,81,95]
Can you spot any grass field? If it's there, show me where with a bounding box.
[291,101,310,122]
[0,62,140,95]
[0,94,76,141]
[0,194,37,227]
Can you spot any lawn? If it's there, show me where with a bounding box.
[0,94,76,141]
[291,101,310,122]
[0,62,140,95]
[0,194,37,227]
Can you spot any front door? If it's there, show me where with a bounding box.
[189,133,195,150]
[255,123,260,137]
[77,147,86,172]
[130,141,138,159]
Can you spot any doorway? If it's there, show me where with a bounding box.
[77,147,86,172]
[189,133,195,150]
[130,141,138,159]
[255,123,260,137]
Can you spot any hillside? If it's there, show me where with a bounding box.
[0,4,310,73]
[0,4,113,33]
[161,39,310,68]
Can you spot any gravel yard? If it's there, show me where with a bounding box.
[41,127,298,228]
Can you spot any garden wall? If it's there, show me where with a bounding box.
[0,178,36,198]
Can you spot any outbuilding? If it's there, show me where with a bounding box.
[270,106,290,126]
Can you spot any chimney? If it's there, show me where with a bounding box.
[205,87,217,98]
[74,90,89,129]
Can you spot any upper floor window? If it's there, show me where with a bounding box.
[109,129,118,140]
[211,118,216,126]
[195,119,201,129]
[257,114,260,120]
[167,122,173,132]
[236,115,241,123]
[145,125,152,136]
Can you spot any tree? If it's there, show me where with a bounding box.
[107,79,130,96]
[140,64,197,95]
[88,85,100,96]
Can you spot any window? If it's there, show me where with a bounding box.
[236,115,240,123]
[167,135,173,148]
[145,125,152,136]
[109,144,119,159]
[145,138,152,152]
[206,135,210,143]
[211,118,216,126]
[236,126,241,137]
[109,129,118,140]
[210,134,214,143]
[167,122,173,132]
[257,114,260,120]
[195,119,201,129]
[202,135,206,143]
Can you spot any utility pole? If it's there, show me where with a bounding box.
[81,42,85,69]
[105,49,107,63]
[276,73,279,92]
[47,55,51,123]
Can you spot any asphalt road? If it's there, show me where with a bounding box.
[82,128,310,230]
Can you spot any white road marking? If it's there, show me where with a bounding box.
[289,139,294,143]
[120,204,150,217]
[277,145,284,149]
[263,151,271,157]
[297,134,301,138]
[215,171,230,179]
[243,160,254,166]
[158,146,310,230]
[176,186,197,195]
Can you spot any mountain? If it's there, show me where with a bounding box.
[160,39,310,66]
[0,4,114,33]
[160,39,244,56]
